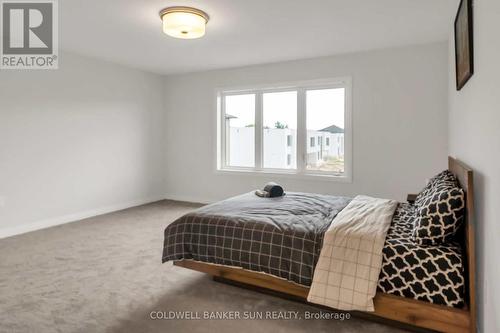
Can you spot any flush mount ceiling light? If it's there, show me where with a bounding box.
[159,6,209,39]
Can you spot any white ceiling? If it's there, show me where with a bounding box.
[60,0,458,75]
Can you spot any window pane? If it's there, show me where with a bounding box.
[262,91,297,169]
[306,88,345,173]
[225,94,255,167]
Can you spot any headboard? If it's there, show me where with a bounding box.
[448,156,476,332]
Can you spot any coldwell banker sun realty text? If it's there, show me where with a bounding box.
[1,0,58,69]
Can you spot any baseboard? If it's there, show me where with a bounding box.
[0,196,165,239]
[163,193,213,205]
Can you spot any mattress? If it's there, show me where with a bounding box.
[162,192,351,286]
[377,203,465,307]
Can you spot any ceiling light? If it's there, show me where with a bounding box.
[159,6,209,39]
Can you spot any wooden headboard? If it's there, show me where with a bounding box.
[448,156,476,333]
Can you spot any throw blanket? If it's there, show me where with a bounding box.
[307,195,398,311]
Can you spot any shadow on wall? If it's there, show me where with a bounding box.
[472,170,488,329]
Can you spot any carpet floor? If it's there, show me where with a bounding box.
[0,200,409,333]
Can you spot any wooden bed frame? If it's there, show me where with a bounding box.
[172,156,476,333]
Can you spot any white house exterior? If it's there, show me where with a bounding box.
[263,128,297,169]
[228,125,344,170]
[228,127,255,167]
[306,129,344,167]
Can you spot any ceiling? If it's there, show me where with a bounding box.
[60,0,459,75]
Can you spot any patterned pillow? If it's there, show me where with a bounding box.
[428,170,458,187]
[415,170,458,207]
[412,186,465,245]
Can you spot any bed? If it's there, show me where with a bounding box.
[162,157,476,333]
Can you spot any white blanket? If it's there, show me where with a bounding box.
[307,195,398,311]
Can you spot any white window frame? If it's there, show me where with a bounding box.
[215,77,352,182]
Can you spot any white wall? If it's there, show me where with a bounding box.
[163,42,449,203]
[0,52,166,237]
[448,1,500,332]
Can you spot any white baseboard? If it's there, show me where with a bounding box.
[0,196,165,239]
[163,193,213,205]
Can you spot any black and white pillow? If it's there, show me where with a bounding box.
[412,186,465,245]
[427,170,459,188]
[415,170,458,207]
[378,203,465,308]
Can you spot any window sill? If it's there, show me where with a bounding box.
[215,168,352,183]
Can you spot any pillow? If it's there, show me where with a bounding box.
[415,170,458,208]
[427,170,459,188]
[412,186,465,245]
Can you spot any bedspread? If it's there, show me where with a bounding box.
[162,192,351,286]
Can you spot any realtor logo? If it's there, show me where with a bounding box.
[1,0,58,69]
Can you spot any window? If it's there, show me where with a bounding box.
[263,91,297,169]
[224,94,255,167]
[306,88,346,173]
[217,78,351,180]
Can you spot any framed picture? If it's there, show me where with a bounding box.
[454,0,474,90]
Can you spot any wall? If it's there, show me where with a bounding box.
[448,1,500,332]
[0,52,166,237]
[163,42,449,203]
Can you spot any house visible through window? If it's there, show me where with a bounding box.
[306,88,346,173]
[224,94,255,167]
[218,78,351,179]
[263,91,297,169]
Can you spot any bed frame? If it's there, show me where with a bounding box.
[173,156,476,333]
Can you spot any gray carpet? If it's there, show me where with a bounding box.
[0,200,409,333]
